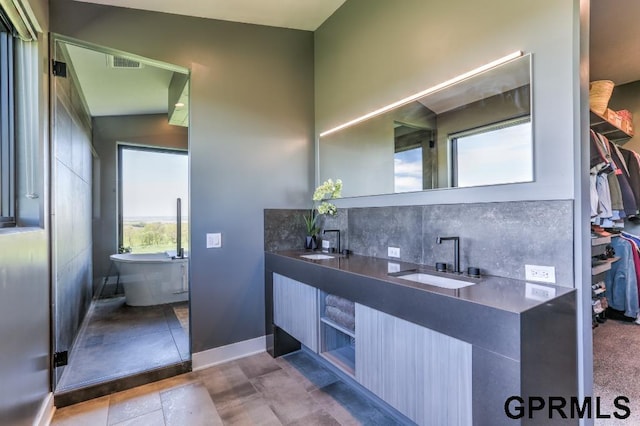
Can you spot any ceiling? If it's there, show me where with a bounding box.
[66,0,640,118]
[72,0,347,31]
[65,43,175,116]
[590,0,640,85]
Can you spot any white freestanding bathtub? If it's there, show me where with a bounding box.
[109,252,189,306]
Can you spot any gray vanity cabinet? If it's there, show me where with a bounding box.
[355,303,473,426]
[273,273,318,352]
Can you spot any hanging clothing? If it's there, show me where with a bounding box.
[620,147,640,213]
[620,235,640,305]
[587,128,640,227]
[604,135,637,217]
[595,173,612,220]
[605,236,639,318]
[607,141,638,216]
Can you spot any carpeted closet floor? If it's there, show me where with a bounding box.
[593,319,640,425]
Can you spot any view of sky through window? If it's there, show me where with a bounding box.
[121,147,189,253]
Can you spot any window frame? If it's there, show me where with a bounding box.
[0,14,15,228]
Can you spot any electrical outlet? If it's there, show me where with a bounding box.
[388,246,400,258]
[206,233,221,248]
[525,264,556,284]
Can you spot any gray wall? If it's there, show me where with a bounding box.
[0,230,50,425]
[315,0,579,207]
[0,0,51,424]
[50,0,315,353]
[91,114,188,283]
[51,52,94,382]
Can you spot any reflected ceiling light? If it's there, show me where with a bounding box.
[175,102,185,108]
[319,50,523,137]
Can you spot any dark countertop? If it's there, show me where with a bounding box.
[265,249,576,360]
[268,249,573,314]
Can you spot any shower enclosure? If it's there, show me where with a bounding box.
[50,35,191,405]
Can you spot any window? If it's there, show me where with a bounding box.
[118,145,189,253]
[0,10,15,227]
[449,117,532,188]
[0,1,39,228]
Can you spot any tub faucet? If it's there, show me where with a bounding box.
[323,229,341,254]
[175,198,184,259]
[436,236,459,273]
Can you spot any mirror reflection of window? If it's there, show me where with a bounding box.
[394,147,423,193]
[394,123,434,193]
[450,117,532,188]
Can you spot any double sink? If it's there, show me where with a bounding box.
[299,253,477,290]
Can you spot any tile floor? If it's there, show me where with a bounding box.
[56,297,190,392]
[52,350,405,425]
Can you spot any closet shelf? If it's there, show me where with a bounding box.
[590,110,633,142]
[320,316,355,338]
[591,235,612,246]
[592,257,620,276]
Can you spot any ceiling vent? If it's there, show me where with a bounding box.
[106,55,144,69]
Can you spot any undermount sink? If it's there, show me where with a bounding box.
[395,272,475,289]
[300,253,335,260]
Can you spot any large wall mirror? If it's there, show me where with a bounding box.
[318,53,533,197]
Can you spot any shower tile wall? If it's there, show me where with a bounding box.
[264,200,574,287]
[53,68,94,383]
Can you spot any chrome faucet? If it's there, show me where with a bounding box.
[436,236,459,273]
[323,229,341,254]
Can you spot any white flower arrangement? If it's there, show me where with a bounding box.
[303,178,342,237]
[313,178,342,216]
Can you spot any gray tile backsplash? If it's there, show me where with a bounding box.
[264,209,308,252]
[420,201,573,285]
[348,206,423,264]
[317,209,349,253]
[264,200,574,286]
[264,209,350,252]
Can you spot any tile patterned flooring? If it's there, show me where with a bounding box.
[52,350,405,425]
[57,297,190,392]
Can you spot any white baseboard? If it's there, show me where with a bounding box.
[33,392,55,426]
[192,335,266,371]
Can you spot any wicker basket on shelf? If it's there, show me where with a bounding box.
[589,80,615,115]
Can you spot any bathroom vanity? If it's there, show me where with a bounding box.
[264,250,577,426]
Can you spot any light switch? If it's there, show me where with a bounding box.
[206,233,222,248]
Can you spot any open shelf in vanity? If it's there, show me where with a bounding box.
[319,292,356,377]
